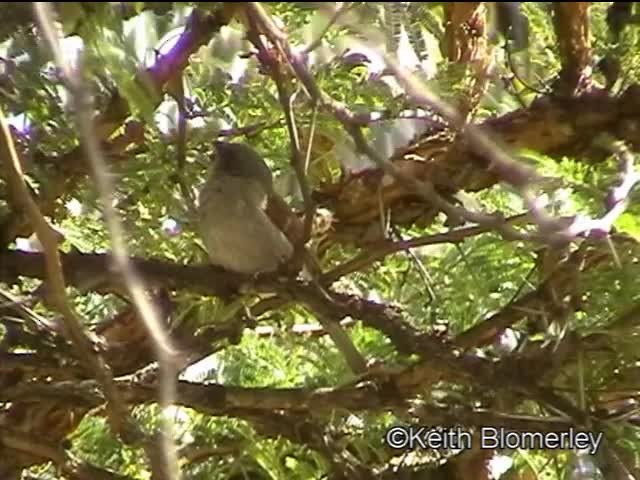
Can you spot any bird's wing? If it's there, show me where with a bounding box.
[199,177,293,274]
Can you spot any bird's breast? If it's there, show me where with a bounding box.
[197,176,293,274]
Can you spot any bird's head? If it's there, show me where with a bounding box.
[211,141,274,194]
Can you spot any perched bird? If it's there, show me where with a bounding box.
[198,141,294,274]
[197,141,368,375]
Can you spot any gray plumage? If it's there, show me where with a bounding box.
[199,143,368,375]
[198,142,293,274]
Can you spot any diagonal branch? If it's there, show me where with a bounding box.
[0,104,127,432]
[243,3,368,376]
[251,24,316,249]
[324,213,530,281]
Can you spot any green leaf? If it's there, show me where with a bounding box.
[615,212,640,240]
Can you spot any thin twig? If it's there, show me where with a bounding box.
[250,27,316,250]
[174,79,198,219]
[302,101,320,242]
[303,2,352,54]
[391,225,437,303]
[244,7,368,375]
[324,213,531,282]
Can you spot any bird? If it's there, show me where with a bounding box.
[197,141,369,375]
[197,141,294,275]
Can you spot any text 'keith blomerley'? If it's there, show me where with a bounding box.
[385,426,603,455]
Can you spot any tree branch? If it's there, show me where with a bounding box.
[552,2,593,95]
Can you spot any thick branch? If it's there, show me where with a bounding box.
[322,85,640,243]
[0,428,134,480]
[552,2,593,95]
